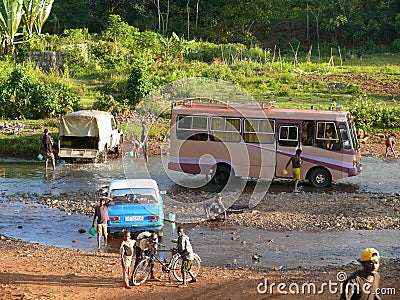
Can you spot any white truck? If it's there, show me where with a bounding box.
[58,110,123,162]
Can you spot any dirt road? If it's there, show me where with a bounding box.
[0,237,398,300]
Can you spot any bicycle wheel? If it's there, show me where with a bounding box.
[132,257,151,286]
[172,253,201,282]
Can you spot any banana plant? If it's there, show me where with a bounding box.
[34,0,53,35]
[171,32,195,60]
[22,0,41,38]
[156,33,172,61]
[0,0,24,53]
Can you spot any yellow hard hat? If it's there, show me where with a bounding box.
[360,248,380,262]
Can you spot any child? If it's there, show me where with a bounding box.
[285,148,302,193]
[177,227,197,287]
[120,231,135,289]
[385,134,396,158]
[131,138,142,158]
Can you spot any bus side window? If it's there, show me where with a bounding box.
[316,122,340,151]
[210,117,241,143]
[243,119,275,144]
[278,125,298,147]
[176,115,208,141]
[302,121,314,146]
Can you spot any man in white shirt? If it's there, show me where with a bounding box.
[177,227,197,287]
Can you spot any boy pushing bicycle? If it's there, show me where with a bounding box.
[177,227,197,287]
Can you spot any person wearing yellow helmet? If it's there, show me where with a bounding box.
[340,248,381,300]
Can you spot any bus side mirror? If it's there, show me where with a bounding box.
[160,190,166,195]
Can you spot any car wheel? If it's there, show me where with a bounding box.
[309,168,331,188]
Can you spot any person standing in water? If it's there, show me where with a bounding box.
[41,129,56,171]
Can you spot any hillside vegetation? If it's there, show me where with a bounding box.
[0,15,399,157]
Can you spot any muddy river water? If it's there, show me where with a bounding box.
[0,156,399,268]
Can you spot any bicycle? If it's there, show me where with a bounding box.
[132,243,201,286]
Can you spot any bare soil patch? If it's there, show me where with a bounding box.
[0,237,398,300]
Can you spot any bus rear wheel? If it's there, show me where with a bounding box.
[212,165,232,185]
[309,168,331,188]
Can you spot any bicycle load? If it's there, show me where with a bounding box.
[127,227,201,287]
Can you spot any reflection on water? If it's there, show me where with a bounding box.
[0,196,398,268]
[0,156,399,195]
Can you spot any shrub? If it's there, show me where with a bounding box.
[0,66,79,119]
[125,58,155,106]
[186,42,221,62]
[349,97,400,130]
[93,94,129,113]
[392,39,400,53]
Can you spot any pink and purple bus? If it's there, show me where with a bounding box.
[168,99,361,187]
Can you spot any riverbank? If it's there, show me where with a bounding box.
[9,185,400,232]
[0,117,398,159]
[0,235,398,300]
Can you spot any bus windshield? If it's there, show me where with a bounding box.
[348,120,360,150]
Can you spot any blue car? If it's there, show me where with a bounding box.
[107,179,164,235]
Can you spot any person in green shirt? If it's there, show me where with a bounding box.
[340,248,381,300]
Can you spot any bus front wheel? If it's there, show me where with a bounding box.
[212,165,232,185]
[309,168,331,188]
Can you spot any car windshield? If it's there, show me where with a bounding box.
[110,188,158,204]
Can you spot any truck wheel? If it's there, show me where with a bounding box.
[309,168,331,188]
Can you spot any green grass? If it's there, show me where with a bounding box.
[0,119,58,157]
[0,52,399,157]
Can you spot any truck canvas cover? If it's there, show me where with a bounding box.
[59,110,113,140]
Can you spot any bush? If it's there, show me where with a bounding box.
[361,40,380,54]
[125,59,155,106]
[392,39,400,53]
[349,97,400,130]
[0,66,79,119]
[93,94,130,113]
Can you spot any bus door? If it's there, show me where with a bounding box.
[243,118,276,178]
[276,123,300,178]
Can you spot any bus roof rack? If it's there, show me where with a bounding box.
[172,97,229,107]
[260,100,276,109]
[172,98,276,110]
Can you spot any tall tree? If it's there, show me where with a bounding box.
[186,0,190,39]
[218,0,272,45]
